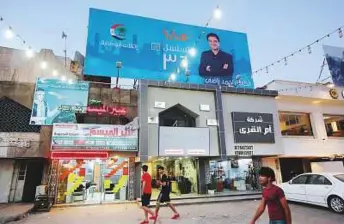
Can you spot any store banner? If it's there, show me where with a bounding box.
[323,45,344,87]
[231,112,275,143]
[159,126,210,156]
[51,123,138,151]
[85,8,254,88]
[30,78,89,125]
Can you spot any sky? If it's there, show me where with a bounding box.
[1,0,344,87]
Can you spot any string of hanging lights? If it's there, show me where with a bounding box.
[253,25,344,75]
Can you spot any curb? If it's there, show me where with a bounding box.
[0,206,34,224]
[53,195,261,209]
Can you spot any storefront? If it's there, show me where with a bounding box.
[208,158,257,193]
[50,123,138,205]
[144,157,199,198]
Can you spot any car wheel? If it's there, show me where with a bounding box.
[328,196,344,214]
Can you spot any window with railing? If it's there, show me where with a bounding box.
[324,115,344,137]
[279,112,313,136]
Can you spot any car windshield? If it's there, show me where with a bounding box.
[334,174,344,182]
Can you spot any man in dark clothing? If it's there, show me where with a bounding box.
[152,166,179,221]
[199,33,234,78]
[250,167,292,224]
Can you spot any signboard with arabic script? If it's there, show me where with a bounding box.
[51,123,138,151]
[231,112,275,143]
[85,8,254,88]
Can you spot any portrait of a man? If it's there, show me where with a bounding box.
[32,88,49,118]
[199,33,234,78]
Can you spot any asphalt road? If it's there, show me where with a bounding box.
[12,200,344,224]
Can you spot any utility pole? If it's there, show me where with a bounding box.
[62,32,68,68]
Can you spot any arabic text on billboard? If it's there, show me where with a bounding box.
[30,78,89,125]
[85,8,254,88]
[51,123,138,151]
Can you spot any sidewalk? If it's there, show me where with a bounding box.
[54,191,261,208]
[0,204,34,224]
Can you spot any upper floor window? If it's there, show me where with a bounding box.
[279,112,313,136]
[324,115,344,137]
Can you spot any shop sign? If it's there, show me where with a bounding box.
[234,145,254,157]
[159,127,210,156]
[232,112,275,143]
[51,123,138,151]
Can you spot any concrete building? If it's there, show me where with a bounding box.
[264,80,344,183]
[0,46,80,83]
[137,80,281,197]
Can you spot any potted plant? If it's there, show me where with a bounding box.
[207,175,216,195]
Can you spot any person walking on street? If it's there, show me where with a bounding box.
[140,165,156,224]
[152,166,180,221]
[250,167,292,224]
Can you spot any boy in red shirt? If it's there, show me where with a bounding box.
[140,165,155,224]
[250,167,292,224]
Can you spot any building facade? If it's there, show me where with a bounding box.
[265,80,344,183]
[137,80,282,198]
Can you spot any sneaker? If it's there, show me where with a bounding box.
[171,214,180,220]
[149,215,157,220]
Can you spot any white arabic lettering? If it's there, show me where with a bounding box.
[264,125,273,135]
[163,53,177,70]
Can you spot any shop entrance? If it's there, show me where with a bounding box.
[279,158,309,182]
[144,157,199,199]
[56,157,129,204]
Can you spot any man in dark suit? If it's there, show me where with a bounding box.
[199,33,234,78]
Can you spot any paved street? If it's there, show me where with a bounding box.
[13,201,343,224]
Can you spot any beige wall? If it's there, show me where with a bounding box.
[222,94,284,156]
[0,160,15,203]
[146,87,219,156]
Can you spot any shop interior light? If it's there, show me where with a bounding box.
[61,75,67,81]
[68,79,73,84]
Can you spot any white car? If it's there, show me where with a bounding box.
[280,172,344,213]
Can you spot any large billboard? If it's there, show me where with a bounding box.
[323,45,344,87]
[51,123,138,151]
[30,78,89,125]
[85,8,254,88]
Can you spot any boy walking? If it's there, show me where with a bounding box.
[250,167,292,224]
[140,165,155,224]
[152,166,180,221]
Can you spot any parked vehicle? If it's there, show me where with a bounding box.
[280,173,344,213]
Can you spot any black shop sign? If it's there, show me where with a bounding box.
[231,112,275,143]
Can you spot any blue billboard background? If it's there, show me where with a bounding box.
[85,8,254,88]
[30,78,89,125]
[323,45,344,87]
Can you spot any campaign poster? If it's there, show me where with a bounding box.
[85,8,254,88]
[323,45,344,87]
[30,78,89,125]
